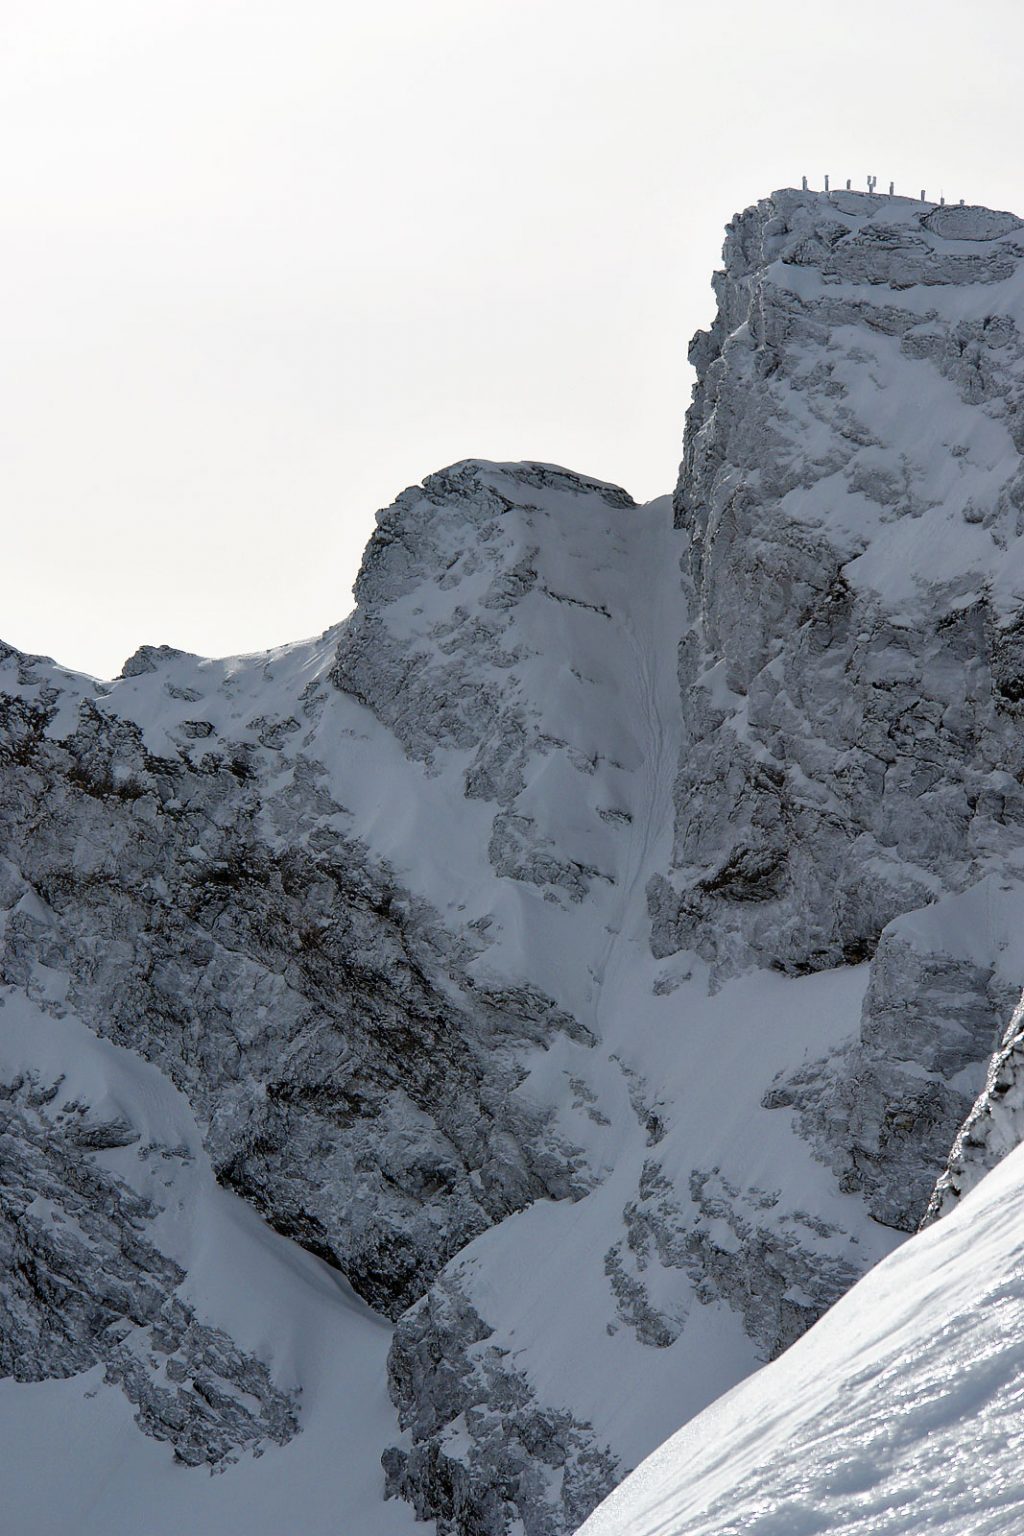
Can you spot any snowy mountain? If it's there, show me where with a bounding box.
[577,1136,1024,1536]
[4,186,1024,1534]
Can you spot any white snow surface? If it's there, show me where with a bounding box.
[577,1139,1024,1536]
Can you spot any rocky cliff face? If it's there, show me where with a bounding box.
[652,187,1024,1249]
[923,997,1024,1226]
[4,189,1024,1536]
[657,190,1024,976]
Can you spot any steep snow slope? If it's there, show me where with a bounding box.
[5,187,1024,1535]
[0,989,419,1536]
[577,1138,1024,1536]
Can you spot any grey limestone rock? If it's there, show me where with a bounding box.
[0,699,585,1319]
[331,460,631,902]
[605,1160,860,1362]
[0,459,625,1508]
[762,920,1008,1231]
[0,1068,298,1465]
[383,1274,620,1536]
[924,989,1024,1225]
[648,187,1024,1243]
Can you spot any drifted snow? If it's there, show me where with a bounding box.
[577,1139,1024,1536]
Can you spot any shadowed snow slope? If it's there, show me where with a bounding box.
[577,1139,1024,1536]
[0,989,419,1536]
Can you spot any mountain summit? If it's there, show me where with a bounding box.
[4,188,1024,1534]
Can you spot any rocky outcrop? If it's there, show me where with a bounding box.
[0,461,662,1527]
[762,911,1011,1232]
[0,1063,298,1466]
[0,657,588,1322]
[604,1160,861,1359]
[383,1274,620,1536]
[655,189,1024,981]
[332,460,636,904]
[648,187,1024,1254]
[924,987,1024,1224]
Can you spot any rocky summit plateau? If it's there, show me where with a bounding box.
[6,186,1024,1535]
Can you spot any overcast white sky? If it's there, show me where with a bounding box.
[3,0,1023,677]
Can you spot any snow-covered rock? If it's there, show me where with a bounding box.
[654,187,1024,1253]
[5,188,1024,1534]
[658,187,1024,980]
